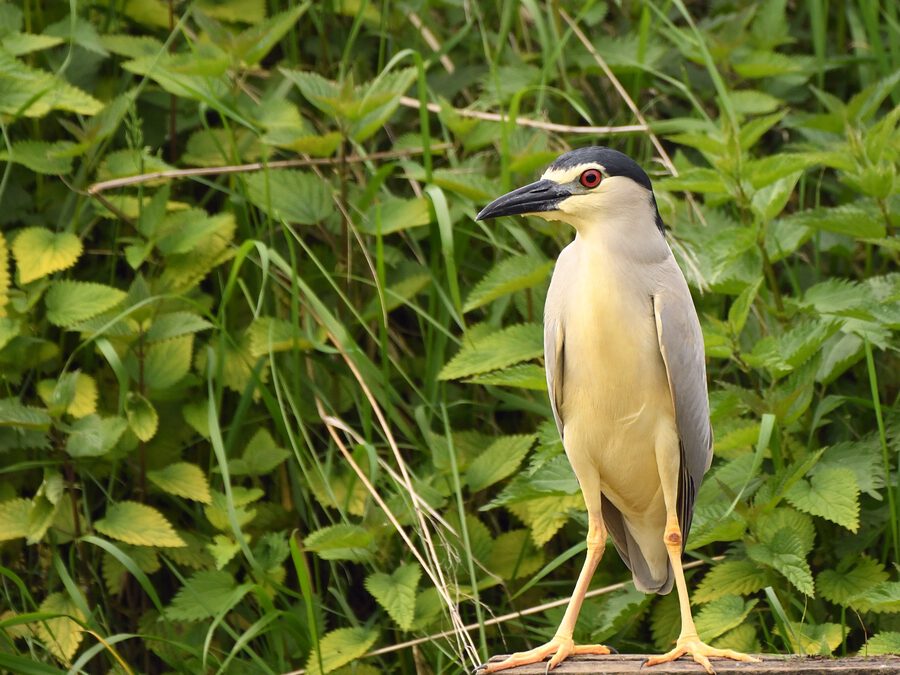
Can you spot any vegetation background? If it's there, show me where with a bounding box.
[0,0,898,673]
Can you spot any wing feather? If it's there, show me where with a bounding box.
[653,290,713,547]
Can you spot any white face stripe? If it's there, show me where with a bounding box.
[541,162,607,185]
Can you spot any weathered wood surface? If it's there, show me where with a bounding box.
[484,654,900,674]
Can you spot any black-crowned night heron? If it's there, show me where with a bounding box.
[474,147,758,673]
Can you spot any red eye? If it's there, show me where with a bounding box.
[579,169,603,188]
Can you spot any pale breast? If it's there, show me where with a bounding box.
[547,239,674,515]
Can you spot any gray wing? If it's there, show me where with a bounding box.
[544,314,565,440]
[653,287,713,546]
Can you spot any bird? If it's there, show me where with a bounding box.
[473,147,759,674]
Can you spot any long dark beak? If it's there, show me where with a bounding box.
[476,179,572,220]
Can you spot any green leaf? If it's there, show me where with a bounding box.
[747,527,814,596]
[233,3,308,66]
[863,632,900,655]
[146,311,212,342]
[125,392,158,442]
[349,68,417,141]
[694,559,770,603]
[305,627,379,675]
[142,335,193,390]
[208,534,240,570]
[304,523,374,562]
[245,170,331,225]
[754,508,815,554]
[12,227,82,284]
[2,32,64,56]
[751,171,801,222]
[818,556,888,607]
[166,570,245,621]
[0,49,102,117]
[466,433,536,492]
[854,581,900,613]
[94,501,186,547]
[247,316,314,357]
[487,529,543,579]
[695,595,758,642]
[358,196,431,235]
[778,202,886,239]
[280,69,342,117]
[229,428,290,476]
[439,323,543,380]
[35,592,85,665]
[365,563,421,631]
[745,319,838,378]
[464,256,553,313]
[0,498,30,541]
[148,462,211,504]
[0,140,76,174]
[0,398,51,430]
[786,467,860,532]
[157,211,234,256]
[45,281,126,327]
[65,414,127,458]
[781,621,842,656]
[464,363,548,390]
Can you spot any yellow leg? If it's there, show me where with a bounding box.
[644,514,760,674]
[479,513,611,673]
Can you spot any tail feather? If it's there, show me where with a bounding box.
[601,495,673,594]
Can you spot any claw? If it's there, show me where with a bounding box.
[645,636,759,674]
[479,636,612,673]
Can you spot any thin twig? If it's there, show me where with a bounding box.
[408,12,456,74]
[398,96,647,135]
[85,144,451,195]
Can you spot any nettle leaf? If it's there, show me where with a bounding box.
[204,487,262,531]
[487,529,543,579]
[0,498,30,541]
[465,363,547,390]
[45,281,126,327]
[245,170,331,225]
[65,414,127,457]
[818,556,888,607]
[125,392,158,441]
[146,311,212,342]
[101,544,160,595]
[786,467,860,532]
[777,201,886,239]
[95,501,186,547]
[854,581,900,613]
[35,592,85,665]
[754,507,815,554]
[230,428,290,476]
[142,335,193,390]
[349,67,416,141]
[12,227,82,284]
[507,493,582,546]
[783,621,843,656]
[0,398,51,430]
[694,559,770,603]
[248,316,315,357]
[208,534,241,570]
[745,319,838,378]
[167,570,246,621]
[148,462,211,504]
[463,256,553,313]
[365,563,421,631]
[713,623,760,654]
[0,140,76,174]
[305,627,379,675]
[747,527,814,596]
[359,196,432,235]
[0,49,102,117]
[863,632,900,655]
[304,523,375,562]
[439,323,543,380]
[233,3,308,66]
[281,68,342,117]
[695,596,758,642]
[466,433,536,492]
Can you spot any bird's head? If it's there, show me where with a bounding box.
[476,146,664,237]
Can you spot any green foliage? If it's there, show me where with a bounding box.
[0,0,897,672]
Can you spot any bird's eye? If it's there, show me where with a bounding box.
[579,169,603,188]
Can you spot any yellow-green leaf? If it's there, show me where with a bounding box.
[45,281,126,327]
[305,627,379,675]
[365,564,420,631]
[439,323,543,380]
[466,433,536,492]
[12,227,82,284]
[125,392,159,441]
[94,501,186,547]
[0,498,30,541]
[142,335,193,390]
[148,462,211,504]
[35,592,85,665]
[0,232,9,315]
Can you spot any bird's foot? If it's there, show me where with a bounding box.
[477,636,611,673]
[644,635,760,674]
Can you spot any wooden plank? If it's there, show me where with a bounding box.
[483,654,900,674]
